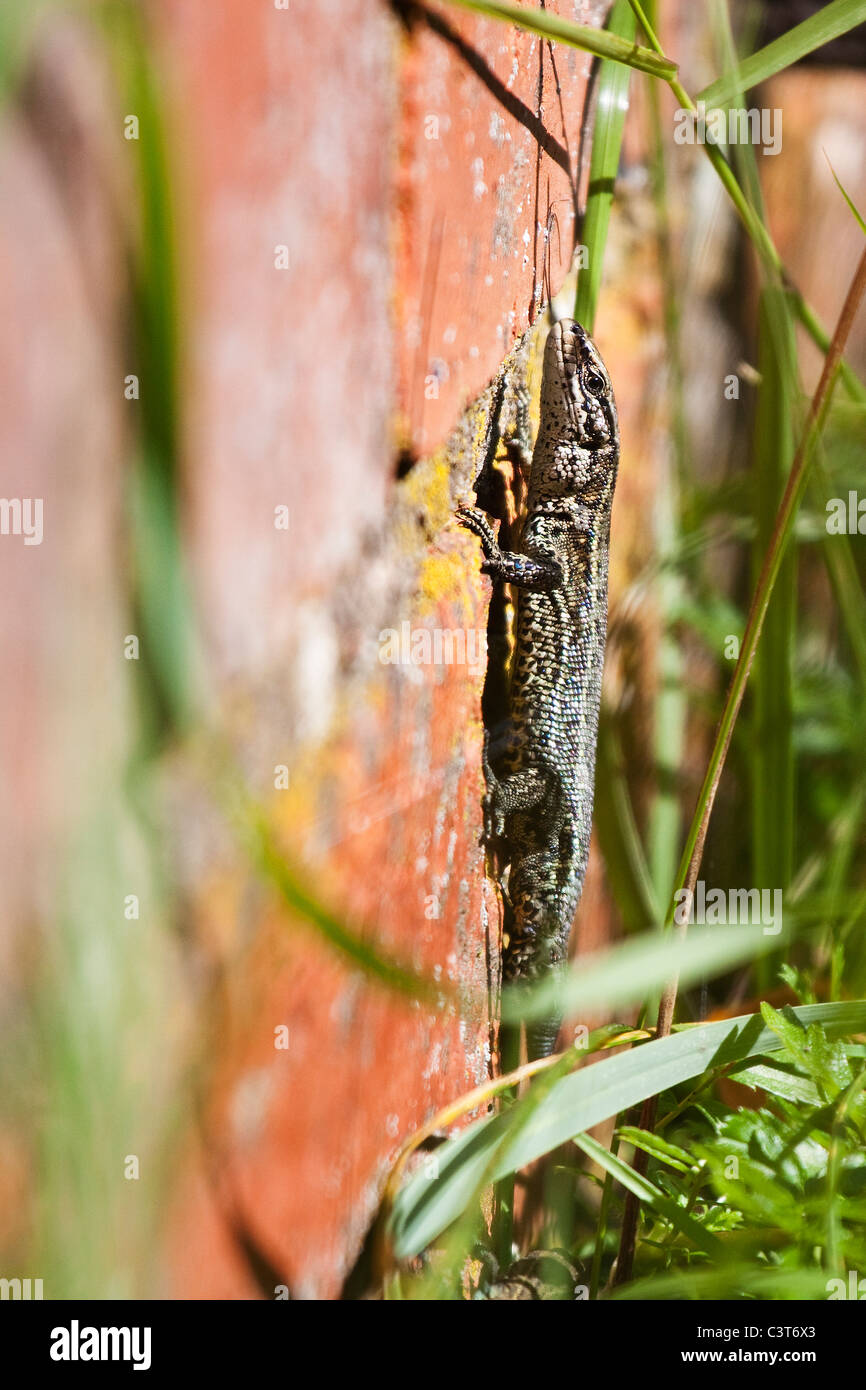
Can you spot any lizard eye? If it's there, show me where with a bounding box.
[585,369,605,395]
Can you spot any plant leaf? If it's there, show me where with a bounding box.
[613,1125,695,1172]
[502,921,785,1025]
[388,1001,866,1257]
[699,0,866,108]
[574,0,635,331]
[443,0,677,78]
[573,1132,721,1254]
[728,1062,822,1105]
[825,152,866,236]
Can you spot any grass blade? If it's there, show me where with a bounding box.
[666,247,866,955]
[613,244,866,1284]
[442,0,677,78]
[502,921,784,1028]
[574,0,636,331]
[388,1001,866,1257]
[751,287,797,983]
[699,0,866,108]
[826,152,866,236]
[237,797,450,1004]
[573,1131,720,1254]
[594,718,661,933]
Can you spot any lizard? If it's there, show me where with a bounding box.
[458,317,619,1059]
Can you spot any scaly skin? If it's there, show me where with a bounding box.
[459,318,619,1059]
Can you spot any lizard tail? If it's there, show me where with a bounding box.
[526,1017,562,1061]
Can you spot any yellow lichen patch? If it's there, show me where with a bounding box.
[459,394,498,490]
[414,545,479,624]
[403,448,453,530]
[525,325,546,438]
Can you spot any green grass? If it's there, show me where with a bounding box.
[417,0,866,1298]
[3,0,866,1301]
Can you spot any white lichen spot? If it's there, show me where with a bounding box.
[423,1042,443,1081]
[472,156,487,199]
[231,1068,275,1146]
[290,603,338,746]
[488,113,506,146]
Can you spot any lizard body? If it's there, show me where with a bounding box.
[459,318,619,1058]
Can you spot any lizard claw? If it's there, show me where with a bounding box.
[457,506,499,560]
[480,730,506,841]
[481,789,506,843]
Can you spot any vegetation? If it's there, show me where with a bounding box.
[1,0,865,1300]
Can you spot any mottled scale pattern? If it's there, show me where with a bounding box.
[459,319,619,1059]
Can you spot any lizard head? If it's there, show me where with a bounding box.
[532,318,619,506]
[542,317,618,451]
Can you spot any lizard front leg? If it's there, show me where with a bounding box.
[457,507,562,590]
